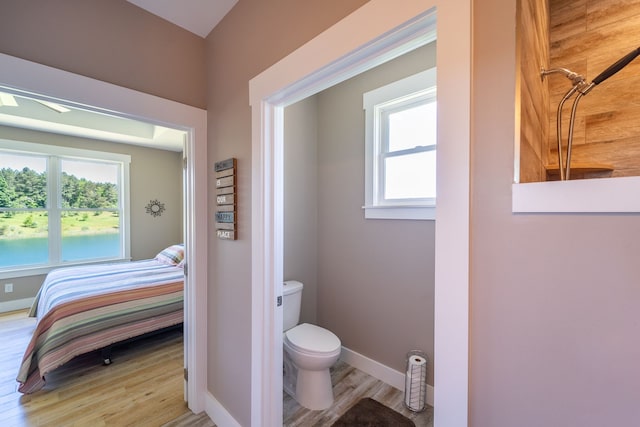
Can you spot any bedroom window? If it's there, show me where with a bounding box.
[0,140,130,276]
[363,68,437,220]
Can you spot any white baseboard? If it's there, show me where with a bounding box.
[203,347,434,426]
[0,297,34,313]
[204,390,241,427]
[340,346,435,407]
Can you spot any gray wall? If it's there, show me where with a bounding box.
[283,43,436,385]
[0,126,183,304]
[471,0,640,425]
[284,97,319,325]
[0,0,206,109]
[205,2,368,424]
[316,43,436,384]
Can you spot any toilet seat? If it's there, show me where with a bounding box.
[284,323,341,355]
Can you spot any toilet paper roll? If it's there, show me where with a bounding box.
[404,355,427,411]
[409,355,427,368]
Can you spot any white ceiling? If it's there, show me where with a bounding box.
[127,0,238,38]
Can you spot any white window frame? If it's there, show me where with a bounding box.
[363,67,437,220]
[0,139,130,279]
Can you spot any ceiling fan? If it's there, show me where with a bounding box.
[0,91,71,113]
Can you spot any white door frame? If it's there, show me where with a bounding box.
[0,53,208,413]
[250,0,471,425]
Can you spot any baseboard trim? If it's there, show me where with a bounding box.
[203,347,435,425]
[204,390,241,427]
[0,297,34,313]
[340,346,434,407]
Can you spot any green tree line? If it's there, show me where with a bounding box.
[0,167,118,209]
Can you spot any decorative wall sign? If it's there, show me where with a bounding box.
[145,199,165,217]
[215,211,235,223]
[215,158,237,240]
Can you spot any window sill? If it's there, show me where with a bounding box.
[0,257,131,280]
[512,176,640,213]
[363,205,435,220]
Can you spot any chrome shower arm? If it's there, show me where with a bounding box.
[541,67,586,87]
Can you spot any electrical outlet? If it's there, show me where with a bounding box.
[4,283,13,293]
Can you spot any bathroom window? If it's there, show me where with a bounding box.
[0,139,130,278]
[363,68,437,220]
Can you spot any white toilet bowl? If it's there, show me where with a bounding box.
[283,323,341,410]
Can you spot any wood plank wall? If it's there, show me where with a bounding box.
[547,0,640,178]
[518,0,550,183]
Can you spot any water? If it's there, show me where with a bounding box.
[0,238,48,267]
[0,233,120,268]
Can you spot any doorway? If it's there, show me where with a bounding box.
[250,1,471,426]
[0,52,208,413]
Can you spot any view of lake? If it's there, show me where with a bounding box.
[0,233,120,268]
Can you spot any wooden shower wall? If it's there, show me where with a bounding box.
[548,0,640,179]
[519,0,640,181]
[518,0,550,183]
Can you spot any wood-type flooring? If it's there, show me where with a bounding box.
[284,360,433,426]
[1,309,433,426]
[0,309,214,426]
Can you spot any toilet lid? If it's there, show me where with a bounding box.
[285,323,341,354]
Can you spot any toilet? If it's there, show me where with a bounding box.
[282,280,341,410]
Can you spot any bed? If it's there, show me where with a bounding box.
[16,244,185,394]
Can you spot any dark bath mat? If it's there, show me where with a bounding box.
[331,397,415,427]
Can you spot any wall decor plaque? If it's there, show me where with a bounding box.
[215,158,237,240]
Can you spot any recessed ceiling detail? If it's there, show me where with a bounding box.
[0,91,186,152]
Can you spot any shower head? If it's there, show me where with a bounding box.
[592,47,640,85]
[580,47,640,96]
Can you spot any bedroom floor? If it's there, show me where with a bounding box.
[0,309,214,426]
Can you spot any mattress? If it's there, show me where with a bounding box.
[16,259,184,393]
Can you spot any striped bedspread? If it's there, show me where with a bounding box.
[16,259,184,394]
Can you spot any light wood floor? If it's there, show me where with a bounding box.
[2,309,432,426]
[283,360,433,426]
[0,309,215,427]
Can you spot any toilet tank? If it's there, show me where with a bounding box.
[282,280,303,331]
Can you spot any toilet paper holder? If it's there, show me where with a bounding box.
[404,350,428,412]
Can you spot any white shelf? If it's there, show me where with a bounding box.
[513,176,640,213]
